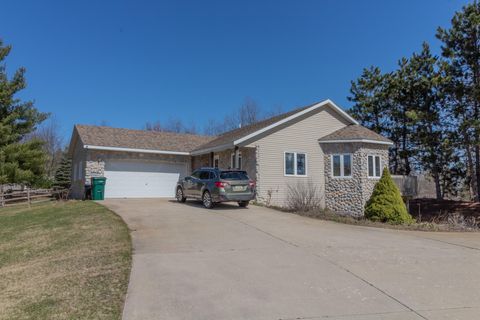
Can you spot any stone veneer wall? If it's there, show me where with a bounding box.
[191,153,210,171]
[321,142,389,216]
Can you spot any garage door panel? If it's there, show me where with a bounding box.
[104,160,187,198]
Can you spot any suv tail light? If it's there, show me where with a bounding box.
[215,181,229,188]
[249,180,256,188]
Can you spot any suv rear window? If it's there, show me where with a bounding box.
[220,171,249,180]
[199,171,211,180]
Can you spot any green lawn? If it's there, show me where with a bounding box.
[0,201,132,320]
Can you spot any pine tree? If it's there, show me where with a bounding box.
[402,43,462,199]
[348,66,390,134]
[54,153,71,189]
[365,168,414,224]
[0,39,48,186]
[437,2,480,201]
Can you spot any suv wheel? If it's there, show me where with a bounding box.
[238,201,249,208]
[176,187,186,203]
[202,191,215,209]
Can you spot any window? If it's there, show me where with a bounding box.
[209,171,217,180]
[332,154,352,178]
[284,152,307,176]
[214,155,219,168]
[297,153,306,175]
[191,170,201,179]
[231,151,242,169]
[220,171,249,180]
[368,155,382,178]
[199,171,210,180]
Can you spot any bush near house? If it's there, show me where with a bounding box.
[365,168,414,224]
[286,180,323,212]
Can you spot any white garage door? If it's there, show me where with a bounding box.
[104,160,187,198]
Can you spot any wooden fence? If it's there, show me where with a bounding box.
[0,188,69,207]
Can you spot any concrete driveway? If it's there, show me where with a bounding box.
[103,199,480,320]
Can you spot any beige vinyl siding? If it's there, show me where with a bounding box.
[247,106,350,207]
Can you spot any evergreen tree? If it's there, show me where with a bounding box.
[387,57,419,175]
[365,168,414,224]
[349,42,465,198]
[437,1,480,201]
[348,66,391,134]
[53,152,71,189]
[0,39,48,186]
[402,43,462,199]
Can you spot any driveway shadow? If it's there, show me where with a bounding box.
[167,199,247,211]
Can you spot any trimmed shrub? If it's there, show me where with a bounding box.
[365,168,414,224]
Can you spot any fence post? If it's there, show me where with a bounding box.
[0,185,4,207]
[27,188,31,208]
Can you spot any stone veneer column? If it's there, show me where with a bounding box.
[321,143,389,217]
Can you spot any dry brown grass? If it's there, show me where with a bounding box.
[0,201,132,320]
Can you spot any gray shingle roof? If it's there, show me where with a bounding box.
[73,102,390,155]
[75,125,215,153]
[318,125,392,144]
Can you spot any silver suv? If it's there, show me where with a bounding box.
[175,168,256,208]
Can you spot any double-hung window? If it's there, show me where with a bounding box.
[368,155,381,178]
[284,152,307,176]
[332,154,352,178]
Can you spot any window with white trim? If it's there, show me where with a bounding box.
[368,155,381,178]
[332,154,352,178]
[285,152,307,176]
[214,155,219,168]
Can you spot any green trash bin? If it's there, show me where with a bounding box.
[91,177,107,200]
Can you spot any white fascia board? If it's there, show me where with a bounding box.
[189,143,234,156]
[323,99,359,125]
[233,99,358,146]
[83,145,190,155]
[318,139,394,146]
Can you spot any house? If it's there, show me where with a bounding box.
[68,99,392,216]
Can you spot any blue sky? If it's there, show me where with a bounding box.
[0,0,470,140]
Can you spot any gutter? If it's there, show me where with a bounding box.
[189,143,235,156]
[83,145,191,156]
[318,139,394,146]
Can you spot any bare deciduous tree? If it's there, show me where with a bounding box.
[239,97,261,127]
[145,117,197,134]
[29,118,64,178]
[203,97,266,135]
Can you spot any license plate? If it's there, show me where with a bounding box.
[233,185,246,192]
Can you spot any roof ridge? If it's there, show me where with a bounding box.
[318,124,392,144]
[73,124,215,153]
[214,101,320,138]
[191,101,321,153]
[74,124,215,138]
